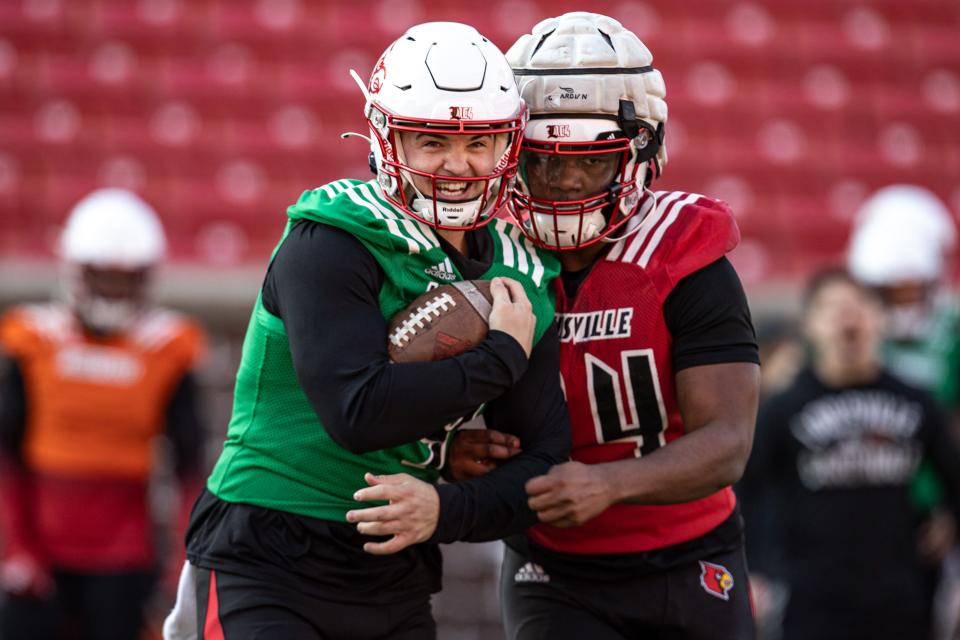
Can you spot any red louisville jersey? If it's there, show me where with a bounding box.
[529,190,741,555]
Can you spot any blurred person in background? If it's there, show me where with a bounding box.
[0,188,208,639]
[739,268,960,640]
[452,12,761,639]
[847,184,960,639]
[170,21,569,640]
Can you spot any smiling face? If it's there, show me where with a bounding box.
[398,130,508,203]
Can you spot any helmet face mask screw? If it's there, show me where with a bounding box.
[635,130,651,149]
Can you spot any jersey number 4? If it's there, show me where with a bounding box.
[586,349,667,456]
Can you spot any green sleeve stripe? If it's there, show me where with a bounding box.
[517,228,546,287]
[355,182,439,252]
[493,219,546,287]
[360,181,441,250]
[343,187,422,254]
[318,179,355,200]
[493,219,517,272]
[509,225,531,276]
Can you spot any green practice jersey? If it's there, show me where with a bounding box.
[207,179,560,522]
[883,298,960,408]
[884,298,960,511]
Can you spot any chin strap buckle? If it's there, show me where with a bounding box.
[618,100,640,139]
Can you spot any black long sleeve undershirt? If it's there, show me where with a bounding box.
[262,220,570,540]
[0,356,26,459]
[263,221,531,454]
[431,321,570,542]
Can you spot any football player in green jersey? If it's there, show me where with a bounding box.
[165,21,569,640]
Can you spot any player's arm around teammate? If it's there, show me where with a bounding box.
[179,22,570,639]
[527,362,758,527]
[346,276,541,554]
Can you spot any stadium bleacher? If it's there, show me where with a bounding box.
[2,0,958,284]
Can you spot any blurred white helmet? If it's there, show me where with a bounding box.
[359,22,526,229]
[60,189,167,334]
[507,11,668,250]
[847,184,956,339]
[848,185,955,286]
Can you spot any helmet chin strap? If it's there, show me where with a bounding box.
[601,186,658,244]
[410,196,482,227]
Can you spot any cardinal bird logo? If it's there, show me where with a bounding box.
[699,561,735,601]
[369,57,387,94]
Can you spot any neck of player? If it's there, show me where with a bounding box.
[437,229,469,257]
[559,241,608,273]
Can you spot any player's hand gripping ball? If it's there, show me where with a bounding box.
[387,280,493,363]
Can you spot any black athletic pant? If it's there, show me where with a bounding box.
[195,567,436,640]
[501,544,756,640]
[0,569,156,640]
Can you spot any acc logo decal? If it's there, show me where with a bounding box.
[699,561,734,601]
[449,106,474,120]
[546,124,571,138]
[369,57,387,94]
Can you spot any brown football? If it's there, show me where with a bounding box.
[387,280,493,363]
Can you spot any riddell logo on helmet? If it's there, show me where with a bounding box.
[449,106,474,120]
[369,58,387,94]
[559,86,588,100]
[546,125,571,138]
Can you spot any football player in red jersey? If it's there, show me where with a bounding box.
[0,189,207,640]
[449,12,760,639]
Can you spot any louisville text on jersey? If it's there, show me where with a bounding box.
[557,308,633,344]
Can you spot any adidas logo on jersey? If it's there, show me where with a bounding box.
[424,260,457,281]
[514,562,550,584]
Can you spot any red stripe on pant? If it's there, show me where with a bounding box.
[204,570,225,640]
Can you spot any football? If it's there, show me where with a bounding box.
[387,280,493,363]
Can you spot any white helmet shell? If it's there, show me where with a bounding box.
[507,11,667,169]
[848,185,956,286]
[59,189,166,334]
[506,12,667,249]
[60,188,167,268]
[369,22,521,125]
[363,22,526,229]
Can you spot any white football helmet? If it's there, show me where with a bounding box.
[60,188,167,334]
[506,12,668,250]
[847,184,956,339]
[359,22,526,229]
